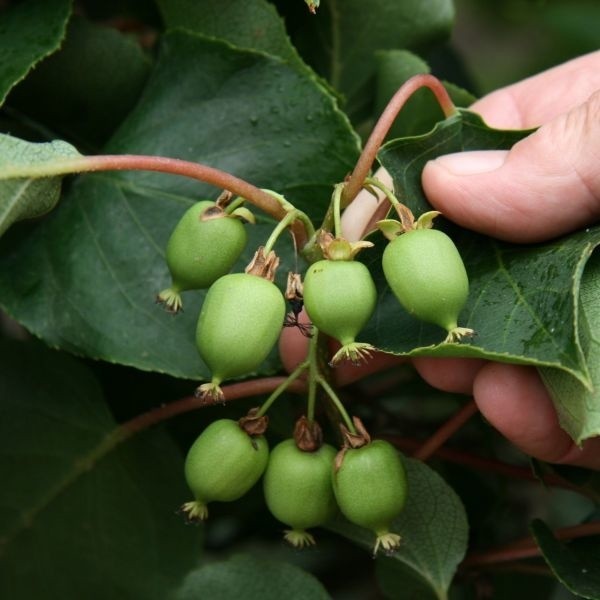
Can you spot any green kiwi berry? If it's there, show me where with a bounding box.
[263,439,337,547]
[333,440,407,554]
[303,260,377,364]
[382,228,473,343]
[182,418,269,521]
[157,201,248,313]
[195,272,286,401]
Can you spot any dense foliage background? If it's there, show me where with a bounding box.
[1,1,599,598]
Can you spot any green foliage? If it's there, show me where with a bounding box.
[0,0,598,598]
[532,519,600,600]
[173,554,331,600]
[0,340,201,600]
[0,0,71,106]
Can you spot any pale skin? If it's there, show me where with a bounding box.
[281,51,600,469]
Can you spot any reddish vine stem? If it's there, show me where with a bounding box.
[384,436,591,496]
[116,376,307,442]
[34,154,309,247]
[412,399,479,461]
[462,522,600,568]
[342,74,458,206]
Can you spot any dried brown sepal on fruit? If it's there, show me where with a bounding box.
[293,416,323,452]
[245,246,280,281]
[238,407,269,437]
[334,416,371,472]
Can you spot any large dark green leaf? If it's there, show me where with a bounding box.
[0,0,71,105]
[289,0,454,120]
[157,0,302,67]
[7,15,151,149]
[329,457,468,600]
[367,110,600,389]
[0,30,360,379]
[0,340,202,600]
[531,519,600,600]
[173,554,331,600]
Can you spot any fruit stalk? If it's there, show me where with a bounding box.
[15,153,312,248]
[342,74,458,206]
[316,375,356,434]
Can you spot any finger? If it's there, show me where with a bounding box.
[470,50,600,129]
[278,309,404,385]
[473,363,600,469]
[278,309,311,377]
[412,357,486,394]
[341,167,393,242]
[422,90,600,242]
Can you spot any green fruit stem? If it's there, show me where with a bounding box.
[342,74,458,206]
[306,326,320,423]
[316,375,357,435]
[332,182,344,238]
[364,176,415,231]
[255,359,310,418]
[263,208,315,255]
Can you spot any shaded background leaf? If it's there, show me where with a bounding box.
[532,519,600,600]
[0,339,202,600]
[0,0,71,106]
[329,457,468,600]
[6,15,152,151]
[173,554,331,600]
[158,0,302,68]
[275,0,455,122]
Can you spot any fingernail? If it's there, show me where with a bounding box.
[433,150,508,175]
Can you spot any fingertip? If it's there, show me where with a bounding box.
[473,363,574,462]
[412,357,486,395]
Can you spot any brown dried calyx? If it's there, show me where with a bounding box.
[334,416,371,472]
[293,416,323,452]
[245,246,280,281]
[238,407,269,437]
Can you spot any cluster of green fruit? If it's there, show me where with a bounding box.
[157,183,473,553]
[158,189,472,399]
[182,414,407,553]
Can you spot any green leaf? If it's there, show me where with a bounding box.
[0,30,360,379]
[0,0,71,106]
[375,49,476,138]
[158,0,302,67]
[369,110,598,387]
[7,15,152,149]
[290,0,454,119]
[0,340,202,599]
[0,134,81,237]
[329,457,468,600]
[531,519,600,600]
[540,252,600,444]
[173,554,331,600]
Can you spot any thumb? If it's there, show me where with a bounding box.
[422,90,600,242]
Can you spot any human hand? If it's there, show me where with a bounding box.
[418,51,600,470]
[282,51,600,469]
